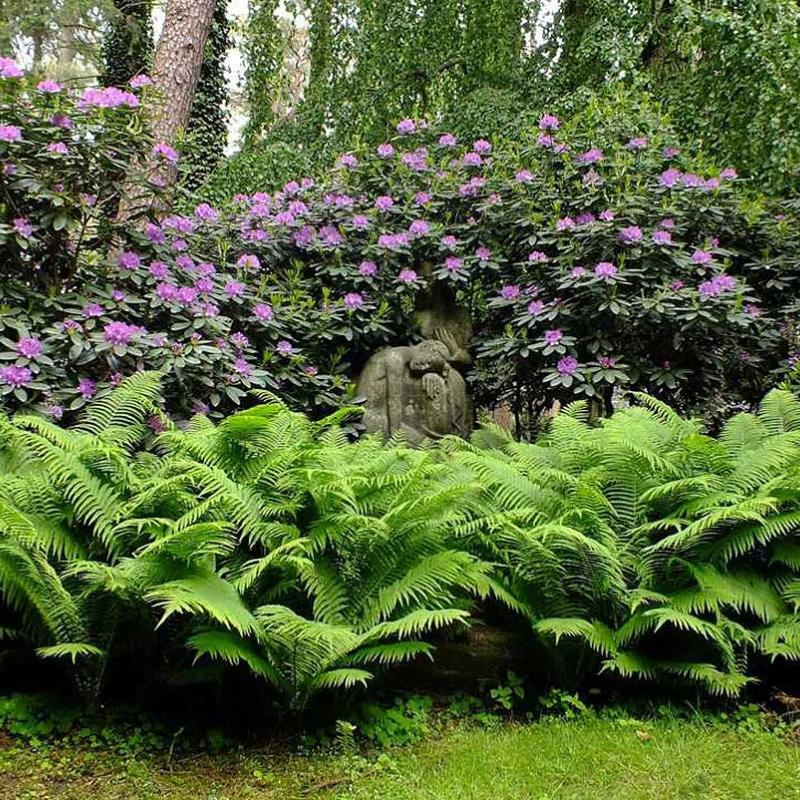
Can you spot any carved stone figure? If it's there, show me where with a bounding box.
[357,273,473,444]
[357,337,470,445]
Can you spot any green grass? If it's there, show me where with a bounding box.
[336,718,800,800]
[1,717,798,800]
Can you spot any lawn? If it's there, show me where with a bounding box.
[2,716,798,800]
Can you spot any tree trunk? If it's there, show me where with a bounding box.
[150,0,216,149]
[116,0,216,221]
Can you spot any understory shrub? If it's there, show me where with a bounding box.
[1,62,799,423]
[1,379,799,706]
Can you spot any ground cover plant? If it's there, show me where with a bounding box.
[1,693,799,800]
[1,376,799,708]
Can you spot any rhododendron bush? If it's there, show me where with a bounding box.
[1,62,799,422]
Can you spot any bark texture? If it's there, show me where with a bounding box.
[117,0,216,221]
[150,0,216,146]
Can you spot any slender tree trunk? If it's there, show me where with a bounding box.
[116,0,216,221]
[150,0,216,149]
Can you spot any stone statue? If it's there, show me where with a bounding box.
[356,280,472,445]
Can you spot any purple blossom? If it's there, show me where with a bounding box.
[515,169,534,183]
[659,168,683,188]
[344,292,364,309]
[599,209,615,222]
[619,226,643,244]
[438,133,457,147]
[699,274,737,297]
[319,225,344,247]
[598,356,616,368]
[528,251,548,263]
[230,332,249,350]
[398,268,418,284]
[304,366,318,377]
[224,280,245,297]
[396,118,417,135]
[177,286,198,305]
[129,74,152,88]
[0,365,31,388]
[163,215,196,235]
[294,226,316,247]
[79,86,138,109]
[528,300,545,316]
[377,142,395,157]
[539,113,560,130]
[103,321,138,346]
[47,141,69,155]
[652,230,672,245]
[473,139,492,154]
[557,356,579,375]
[408,219,430,237]
[253,302,273,321]
[156,282,178,301]
[745,304,761,317]
[476,246,492,261]
[378,232,409,250]
[276,340,294,356]
[82,303,104,318]
[112,289,127,302]
[0,57,23,78]
[153,142,179,164]
[595,261,617,279]
[233,357,252,378]
[692,249,713,265]
[47,404,64,420]
[556,216,575,232]
[445,256,463,273]
[359,260,378,276]
[16,337,42,359]
[237,254,260,271]
[721,168,738,179]
[338,153,358,169]
[575,211,596,226]
[462,152,482,167]
[13,217,32,237]
[375,195,395,211]
[570,266,586,279]
[145,223,165,244]
[78,378,97,399]
[351,214,370,230]
[501,284,521,301]
[194,203,219,222]
[576,148,604,165]
[149,261,169,279]
[401,148,430,171]
[117,251,141,270]
[670,280,685,291]
[663,146,680,158]
[682,173,705,188]
[37,79,62,93]
[660,218,676,229]
[441,234,458,249]
[544,329,563,346]
[198,302,219,318]
[414,191,431,206]
[628,137,648,150]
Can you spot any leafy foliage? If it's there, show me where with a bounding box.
[455,389,800,695]
[1,377,800,704]
[2,62,798,424]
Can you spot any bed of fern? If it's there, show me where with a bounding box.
[1,372,799,710]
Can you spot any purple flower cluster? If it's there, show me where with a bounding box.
[0,365,32,388]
